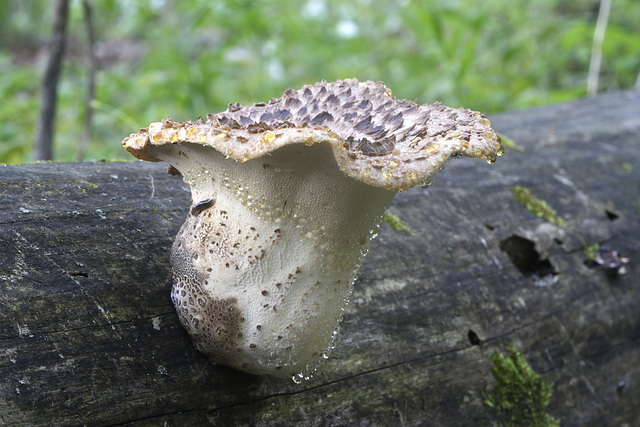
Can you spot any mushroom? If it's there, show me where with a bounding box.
[122,78,502,379]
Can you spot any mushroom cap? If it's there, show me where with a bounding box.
[123,78,502,190]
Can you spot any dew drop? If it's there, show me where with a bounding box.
[420,176,433,189]
[424,143,439,154]
[260,131,276,144]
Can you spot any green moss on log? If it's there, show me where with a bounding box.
[484,345,559,427]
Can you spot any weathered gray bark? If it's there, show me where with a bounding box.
[1,91,639,426]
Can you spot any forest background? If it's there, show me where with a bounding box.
[0,0,639,164]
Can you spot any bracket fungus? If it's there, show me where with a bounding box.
[122,78,502,379]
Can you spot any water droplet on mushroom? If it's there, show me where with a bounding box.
[424,143,439,154]
[420,176,433,189]
[260,131,276,144]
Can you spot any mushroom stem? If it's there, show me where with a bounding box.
[150,141,395,376]
[122,78,503,378]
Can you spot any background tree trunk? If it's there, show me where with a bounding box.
[1,90,639,426]
[75,0,97,162]
[34,0,70,162]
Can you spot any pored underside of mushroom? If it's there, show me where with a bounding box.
[124,78,502,191]
[122,79,503,379]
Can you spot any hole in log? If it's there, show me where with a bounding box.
[68,271,89,278]
[605,209,619,221]
[499,235,558,286]
[467,329,482,346]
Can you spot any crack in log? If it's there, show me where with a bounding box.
[0,312,177,343]
[0,207,186,226]
[172,313,562,419]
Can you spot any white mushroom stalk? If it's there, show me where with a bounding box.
[122,79,502,379]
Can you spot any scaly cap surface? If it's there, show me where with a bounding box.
[123,78,502,190]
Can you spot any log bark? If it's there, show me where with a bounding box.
[1,91,639,426]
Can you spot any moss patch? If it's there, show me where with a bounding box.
[500,135,525,152]
[514,186,567,227]
[382,212,414,235]
[152,208,170,221]
[484,345,559,427]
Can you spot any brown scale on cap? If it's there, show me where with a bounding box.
[123,78,502,191]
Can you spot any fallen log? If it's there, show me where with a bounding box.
[1,90,639,426]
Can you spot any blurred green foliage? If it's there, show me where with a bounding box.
[1,0,639,163]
